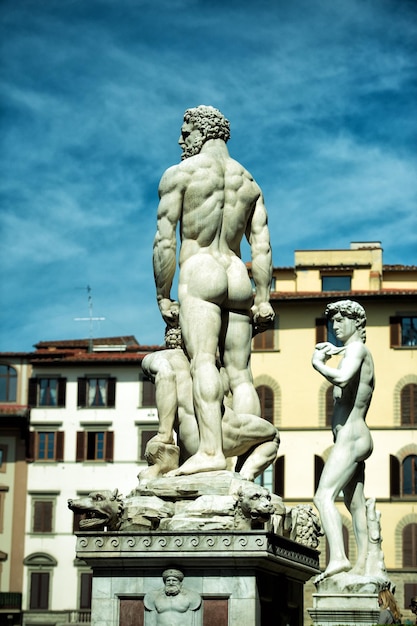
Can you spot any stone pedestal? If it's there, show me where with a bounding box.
[308,592,380,626]
[76,530,320,626]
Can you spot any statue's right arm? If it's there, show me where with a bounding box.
[153,167,185,324]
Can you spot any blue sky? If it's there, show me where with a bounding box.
[1,0,416,351]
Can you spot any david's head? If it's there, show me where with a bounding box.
[325,300,367,343]
[179,105,230,159]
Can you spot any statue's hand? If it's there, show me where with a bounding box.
[252,302,275,331]
[158,298,180,326]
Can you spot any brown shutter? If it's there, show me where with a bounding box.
[403,523,417,567]
[76,431,86,462]
[314,455,324,492]
[142,379,156,406]
[274,455,285,497]
[56,432,64,461]
[77,378,87,407]
[316,318,327,343]
[390,454,400,497]
[27,432,35,462]
[57,378,67,407]
[80,573,93,610]
[389,316,401,347]
[107,378,116,407]
[30,572,49,609]
[28,378,38,407]
[105,431,114,462]
[325,387,334,426]
[33,501,52,532]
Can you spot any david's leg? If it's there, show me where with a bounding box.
[344,463,368,575]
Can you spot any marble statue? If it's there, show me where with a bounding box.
[312,300,374,582]
[144,568,201,626]
[141,324,279,480]
[152,105,275,476]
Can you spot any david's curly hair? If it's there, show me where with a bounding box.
[325,300,367,343]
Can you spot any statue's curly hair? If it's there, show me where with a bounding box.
[325,300,367,343]
[183,105,230,143]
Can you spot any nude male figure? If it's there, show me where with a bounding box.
[141,326,279,480]
[153,105,274,475]
[144,568,201,626]
[312,300,374,581]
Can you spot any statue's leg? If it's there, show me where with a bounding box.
[343,462,367,575]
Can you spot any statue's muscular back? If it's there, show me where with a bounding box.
[170,147,260,308]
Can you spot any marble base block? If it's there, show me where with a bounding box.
[75,530,320,626]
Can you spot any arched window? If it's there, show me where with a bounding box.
[402,455,417,496]
[256,385,274,422]
[24,553,57,610]
[403,523,417,567]
[325,387,333,427]
[401,384,417,425]
[0,364,17,402]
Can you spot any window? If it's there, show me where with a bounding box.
[142,378,156,406]
[315,318,343,347]
[0,444,7,473]
[76,431,114,462]
[77,377,116,408]
[32,499,54,533]
[325,387,334,427]
[28,431,64,462]
[0,364,17,402]
[322,275,351,292]
[252,318,277,351]
[401,384,417,425]
[28,377,67,407]
[79,572,93,610]
[405,583,417,609]
[403,523,417,567]
[256,385,274,422]
[30,572,50,609]
[403,455,417,496]
[139,429,158,461]
[390,315,417,347]
[314,455,325,492]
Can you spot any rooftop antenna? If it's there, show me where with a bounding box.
[74,285,106,352]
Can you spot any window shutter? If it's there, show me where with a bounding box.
[80,573,93,610]
[389,316,401,347]
[56,432,65,461]
[253,327,274,350]
[30,572,49,610]
[105,431,114,462]
[274,455,285,497]
[76,431,86,462]
[27,432,35,462]
[403,523,417,567]
[77,378,87,407]
[107,378,116,407]
[28,378,38,407]
[316,318,327,343]
[325,387,334,427]
[57,378,67,407]
[314,455,324,492]
[33,501,52,533]
[390,454,400,497]
[142,379,156,406]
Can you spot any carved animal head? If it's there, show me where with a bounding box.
[68,489,124,531]
[236,482,274,527]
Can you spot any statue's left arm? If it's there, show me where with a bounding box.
[247,192,274,325]
[153,167,184,324]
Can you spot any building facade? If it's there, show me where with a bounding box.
[250,242,417,622]
[1,242,416,624]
